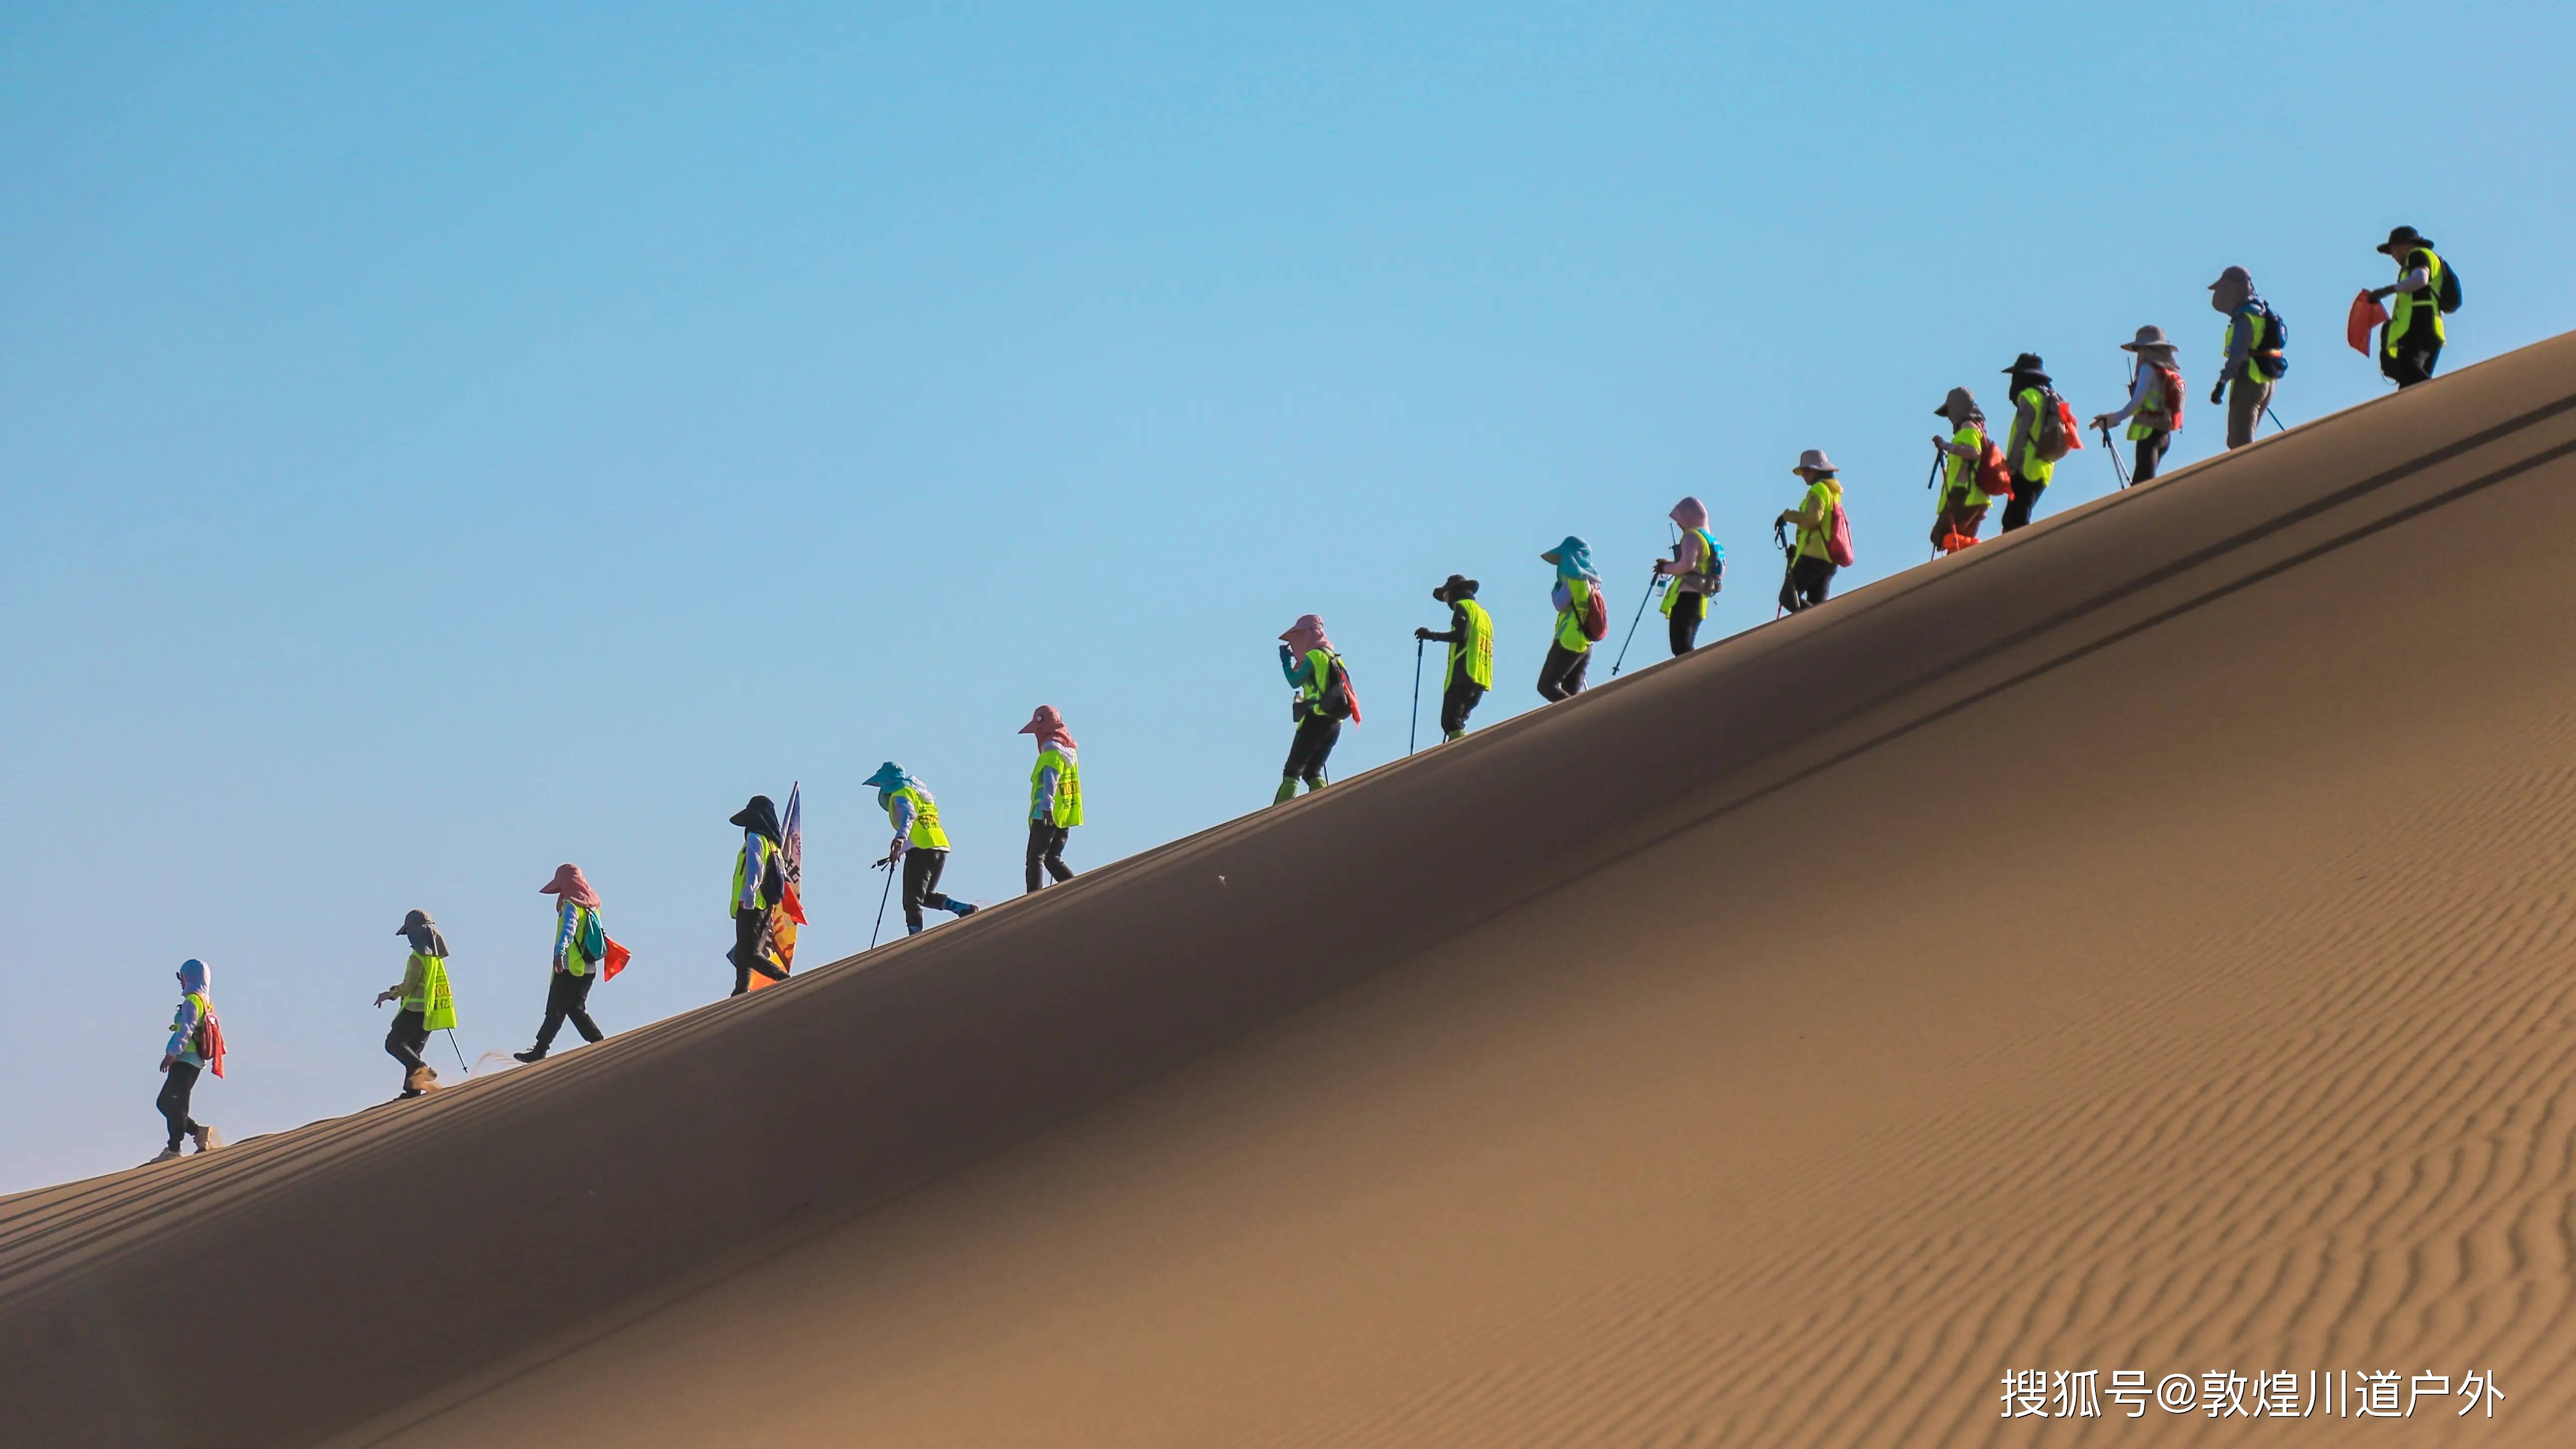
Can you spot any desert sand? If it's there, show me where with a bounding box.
[8,333,2576,1446]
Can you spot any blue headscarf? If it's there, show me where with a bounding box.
[864,761,916,809]
[1543,535,1598,583]
[177,958,209,997]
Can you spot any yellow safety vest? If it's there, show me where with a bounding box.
[731,834,778,917]
[889,784,951,850]
[1797,479,1840,560]
[1944,425,1989,508]
[2127,363,2179,442]
[1554,577,1594,653]
[2387,248,2448,354]
[1031,748,1083,828]
[1661,528,1720,618]
[2014,386,2056,486]
[2227,308,2282,385]
[1446,600,1494,689]
[169,991,212,1062]
[405,953,457,1032]
[1298,649,1344,712]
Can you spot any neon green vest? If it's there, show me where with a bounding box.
[406,953,457,1032]
[169,992,211,1064]
[1661,528,1719,618]
[1031,748,1083,828]
[2127,363,2178,442]
[2387,248,2447,354]
[2228,308,2282,385]
[1945,425,1988,508]
[1798,480,1839,560]
[1447,600,1494,689]
[731,835,777,917]
[1554,577,1594,653]
[1298,649,1340,709]
[2014,386,2056,486]
[890,784,950,850]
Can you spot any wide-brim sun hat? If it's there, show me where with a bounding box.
[1433,574,1478,600]
[1935,385,1979,419]
[2119,325,2178,354]
[2377,225,2435,255]
[2001,352,2050,384]
[1792,448,1837,475]
[396,908,435,936]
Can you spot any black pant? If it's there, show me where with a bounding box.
[385,1008,430,1080]
[1282,710,1340,785]
[1026,820,1074,892]
[1536,641,1590,701]
[156,1060,202,1151]
[902,847,955,932]
[2384,333,2442,388]
[730,909,787,996]
[534,969,603,1051]
[1667,589,1706,657]
[2000,480,2046,531]
[2131,429,2171,485]
[1780,554,1835,612]
[1438,676,1486,736]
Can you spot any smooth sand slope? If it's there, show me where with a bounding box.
[10,335,2576,1447]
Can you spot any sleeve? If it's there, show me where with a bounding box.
[400,953,427,1001]
[1550,580,1571,613]
[761,847,785,904]
[889,795,915,838]
[2392,255,2432,293]
[1033,762,1058,820]
[2222,310,2252,377]
[2006,395,2036,462]
[2102,366,2151,426]
[553,901,578,969]
[1280,652,1313,687]
[1422,604,1466,644]
[1656,533,1702,577]
[165,997,200,1058]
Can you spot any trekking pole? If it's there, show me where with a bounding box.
[1923,442,1944,491]
[2100,425,2129,488]
[868,857,896,948]
[1773,520,1796,619]
[2264,404,2289,434]
[1408,638,1423,756]
[445,1029,469,1075]
[1608,575,1656,677]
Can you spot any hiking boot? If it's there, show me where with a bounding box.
[189,1126,222,1154]
[512,1048,546,1064]
[146,1147,182,1165]
[404,1065,441,1094]
[950,901,978,919]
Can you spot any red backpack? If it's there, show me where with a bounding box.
[1579,585,1609,641]
[1975,439,2015,499]
[1826,502,1856,568]
[2149,362,2186,431]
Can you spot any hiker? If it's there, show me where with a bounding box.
[1775,451,1844,612]
[1537,537,1601,702]
[1651,498,1724,656]
[1999,354,2060,531]
[1275,614,1356,801]
[2091,326,2187,485]
[866,762,980,933]
[2209,265,2285,449]
[515,864,607,1063]
[1021,705,1082,892]
[2369,225,2451,388]
[1929,390,1994,552]
[1414,575,1494,741]
[375,909,456,1098]
[727,794,788,995]
[151,958,222,1163]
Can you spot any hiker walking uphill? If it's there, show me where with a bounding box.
[2000,355,2073,531]
[1929,391,1999,553]
[1275,614,1358,802]
[727,795,790,996]
[375,910,456,1098]
[1414,575,1494,741]
[2370,225,2456,388]
[1775,451,1847,613]
[867,762,980,933]
[1020,706,1082,893]
[2091,327,2187,485]
[150,958,223,1163]
[515,864,610,1063]
[2209,265,2286,449]
[1537,537,1604,702]
[1651,498,1724,657]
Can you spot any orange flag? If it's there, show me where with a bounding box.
[2348,289,2389,355]
[602,938,632,982]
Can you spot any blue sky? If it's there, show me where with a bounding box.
[4,2,2569,1191]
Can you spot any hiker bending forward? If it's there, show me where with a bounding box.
[517,863,608,1063]
[1537,537,1600,702]
[377,909,456,1097]
[1021,706,1082,892]
[1777,453,1843,613]
[1276,614,1353,802]
[868,762,979,934]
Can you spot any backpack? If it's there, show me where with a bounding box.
[1826,502,1856,568]
[2149,362,2186,432]
[2249,302,2289,378]
[1315,653,1362,722]
[2438,257,2463,313]
[1578,585,1609,642]
[1975,438,2015,499]
[195,1009,227,1079]
[2033,387,2081,463]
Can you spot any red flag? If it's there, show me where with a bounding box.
[602,937,632,982]
[2348,289,2388,355]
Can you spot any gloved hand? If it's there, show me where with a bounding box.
[2208,382,2226,406]
[1413,627,1432,641]
[1277,642,1292,661]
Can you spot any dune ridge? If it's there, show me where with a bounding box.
[7,334,2576,1445]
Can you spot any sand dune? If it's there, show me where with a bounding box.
[9,334,2576,1446]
